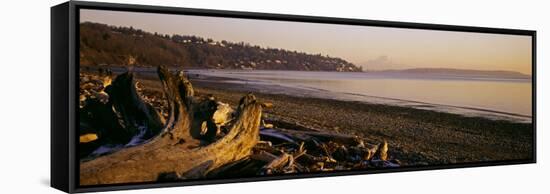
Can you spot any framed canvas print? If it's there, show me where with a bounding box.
[51,1,536,193]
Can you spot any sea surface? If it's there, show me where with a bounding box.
[186,69,533,123]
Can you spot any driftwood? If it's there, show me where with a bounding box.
[79,67,263,185]
[79,66,400,183]
[79,72,165,157]
[377,141,388,161]
[262,153,292,174]
[105,72,165,140]
[237,125,397,174]
[201,125,398,177]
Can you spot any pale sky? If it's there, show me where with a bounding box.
[81,9,532,75]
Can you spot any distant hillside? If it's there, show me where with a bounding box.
[79,22,362,72]
[372,68,531,79]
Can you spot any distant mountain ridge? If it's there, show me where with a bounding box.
[79,22,362,72]
[370,68,531,79]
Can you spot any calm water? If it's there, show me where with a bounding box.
[189,70,532,123]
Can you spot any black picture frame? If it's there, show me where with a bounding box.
[51,1,537,193]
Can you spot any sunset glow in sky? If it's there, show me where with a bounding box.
[81,9,533,75]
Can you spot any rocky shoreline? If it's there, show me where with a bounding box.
[80,69,533,169]
[79,70,401,184]
[186,74,534,166]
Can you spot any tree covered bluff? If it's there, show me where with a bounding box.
[80,22,363,72]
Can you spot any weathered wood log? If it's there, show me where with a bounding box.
[79,72,164,157]
[293,142,307,159]
[262,153,291,174]
[260,127,362,146]
[202,157,265,179]
[79,66,263,185]
[189,96,219,142]
[105,72,164,142]
[212,102,234,132]
[376,140,388,161]
[250,151,278,163]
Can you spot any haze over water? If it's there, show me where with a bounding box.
[192,70,532,122]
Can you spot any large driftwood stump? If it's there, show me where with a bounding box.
[79,72,165,157]
[79,66,263,185]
